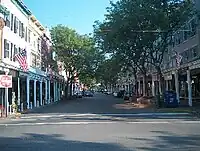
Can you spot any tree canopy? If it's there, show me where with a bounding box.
[50,25,103,89]
[94,0,195,87]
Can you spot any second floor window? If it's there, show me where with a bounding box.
[25,27,28,42]
[37,38,41,52]
[5,13,10,28]
[13,45,18,62]
[31,53,36,67]
[28,30,31,43]
[36,56,41,68]
[22,23,25,38]
[19,21,22,37]
[11,13,14,31]
[4,39,9,59]
[10,43,13,61]
[14,17,19,34]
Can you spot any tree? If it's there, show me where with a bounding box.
[93,0,194,95]
[51,25,103,96]
[95,56,122,89]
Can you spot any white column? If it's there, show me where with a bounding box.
[166,80,169,91]
[34,80,37,107]
[143,76,146,96]
[17,77,20,111]
[187,70,192,107]
[26,77,30,109]
[45,80,48,104]
[40,81,42,106]
[175,71,180,103]
[159,81,162,94]
[152,79,155,96]
[48,80,51,104]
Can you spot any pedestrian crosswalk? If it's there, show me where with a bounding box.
[0,112,197,126]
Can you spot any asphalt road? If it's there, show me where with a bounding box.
[0,93,200,151]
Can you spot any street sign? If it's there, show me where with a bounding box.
[0,75,12,88]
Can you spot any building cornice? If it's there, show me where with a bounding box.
[11,0,32,16]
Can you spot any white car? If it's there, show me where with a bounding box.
[113,92,118,97]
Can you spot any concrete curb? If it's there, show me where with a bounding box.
[191,110,200,118]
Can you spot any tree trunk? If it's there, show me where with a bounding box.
[142,73,148,96]
[134,73,138,96]
[156,66,164,94]
[65,80,69,99]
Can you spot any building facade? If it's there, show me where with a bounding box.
[0,0,65,116]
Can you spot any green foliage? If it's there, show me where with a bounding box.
[93,0,195,76]
[50,25,103,87]
[95,57,122,86]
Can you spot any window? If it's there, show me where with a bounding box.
[10,43,13,61]
[36,55,41,68]
[18,47,21,53]
[14,17,19,34]
[25,27,27,41]
[5,13,10,27]
[37,38,41,52]
[33,34,36,48]
[13,45,18,62]
[11,14,14,31]
[191,46,198,59]
[33,40,36,48]
[4,39,9,58]
[19,21,22,37]
[22,23,25,38]
[28,29,31,43]
[190,18,197,37]
[31,53,36,67]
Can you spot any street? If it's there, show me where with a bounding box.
[0,93,200,151]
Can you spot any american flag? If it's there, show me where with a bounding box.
[175,52,182,67]
[15,49,28,72]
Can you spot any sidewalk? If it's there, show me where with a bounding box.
[0,101,63,120]
[156,107,200,117]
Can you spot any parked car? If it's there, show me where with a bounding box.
[76,92,83,98]
[117,90,125,98]
[84,91,94,97]
[113,92,118,97]
[107,92,112,95]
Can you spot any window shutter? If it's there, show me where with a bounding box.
[14,17,17,33]
[25,27,27,41]
[4,39,7,50]
[22,23,25,38]
[18,21,20,36]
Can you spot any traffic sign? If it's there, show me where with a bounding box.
[0,75,12,88]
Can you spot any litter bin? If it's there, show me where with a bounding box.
[164,91,178,108]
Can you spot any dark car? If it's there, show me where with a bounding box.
[76,92,83,98]
[84,91,94,97]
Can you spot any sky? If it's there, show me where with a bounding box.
[23,0,116,35]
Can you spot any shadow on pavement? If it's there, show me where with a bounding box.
[0,133,131,151]
[129,131,200,151]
